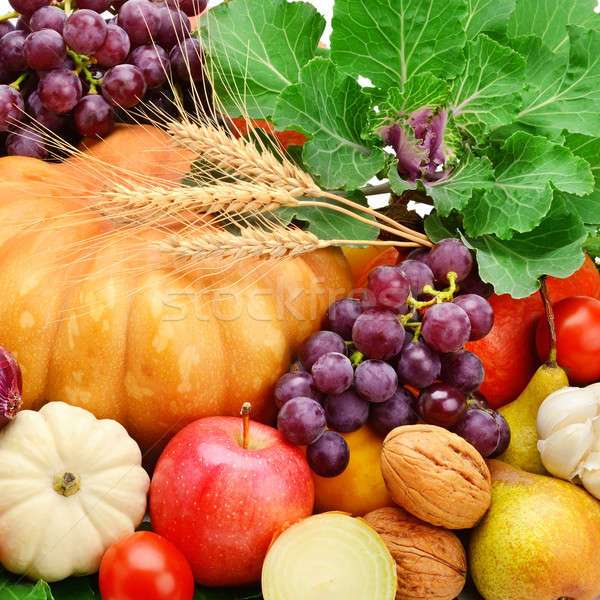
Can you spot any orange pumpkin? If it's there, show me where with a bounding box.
[0,125,352,458]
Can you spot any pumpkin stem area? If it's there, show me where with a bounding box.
[53,471,81,497]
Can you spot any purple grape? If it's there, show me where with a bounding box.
[421,302,471,353]
[94,24,130,67]
[406,247,430,263]
[37,68,82,113]
[322,298,363,340]
[364,266,410,311]
[307,431,349,477]
[277,396,326,446]
[27,90,64,130]
[15,15,30,32]
[156,6,191,50]
[490,412,510,457]
[73,94,113,137]
[29,6,66,32]
[129,44,169,88]
[311,352,353,395]
[427,238,473,285]
[169,37,203,81]
[323,389,370,433]
[396,341,441,389]
[24,29,65,70]
[274,371,321,409]
[352,309,405,360]
[0,21,15,38]
[354,359,398,403]
[118,0,160,47]
[453,294,494,341]
[9,0,51,17]
[0,64,11,86]
[398,260,434,299]
[0,85,24,131]
[369,387,418,437]
[440,350,484,393]
[299,330,346,371]
[457,263,494,298]
[176,0,207,16]
[0,31,27,73]
[417,383,466,428]
[453,408,510,458]
[77,0,111,11]
[101,64,146,108]
[64,9,108,54]
[5,125,46,158]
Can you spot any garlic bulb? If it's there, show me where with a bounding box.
[537,384,600,499]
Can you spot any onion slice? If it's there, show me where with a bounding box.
[261,512,397,600]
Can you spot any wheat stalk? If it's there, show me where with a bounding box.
[159,225,421,262]
[95,181,297,222]
[167,120,322,197]
[167,120,431,246]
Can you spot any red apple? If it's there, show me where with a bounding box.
[148,414,315,586]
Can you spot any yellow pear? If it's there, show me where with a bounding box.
[498,361,568,473]
[469,460,600,600]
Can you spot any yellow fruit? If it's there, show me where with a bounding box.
[498,361,568,474]
[314,426,392,515]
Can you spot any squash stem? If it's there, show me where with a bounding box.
[53,471,81,497]
[241,402,251,450]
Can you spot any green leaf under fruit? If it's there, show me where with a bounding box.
[463,196,588,298]
[330,0,467,90]
[507,0,600,53]
[426,155,495,216]
[275,191,379,241]
[200,0,325,117]
[450,35,525,139]
[464,0,515,40]
[0,569,52,600]
[273,58,386,190]
[514,27,600,138]
[462,132,593,238]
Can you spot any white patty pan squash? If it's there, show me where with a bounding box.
[0,401,150,582]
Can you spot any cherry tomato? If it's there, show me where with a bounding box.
[99,531,194,600]
[536,296,600,384]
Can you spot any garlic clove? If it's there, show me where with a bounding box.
[585,382,600,399]
[580,453,600,500]
[538,421,595,480]
[537,388,599,440]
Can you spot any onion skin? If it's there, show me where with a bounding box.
[0,346,22,429]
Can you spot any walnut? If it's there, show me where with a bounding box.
[381,424,491,529]
[364,506,466,600]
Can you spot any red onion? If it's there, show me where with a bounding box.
[0,346,22,429]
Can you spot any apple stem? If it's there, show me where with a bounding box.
[241,402,251,450]
[539,276,557,366]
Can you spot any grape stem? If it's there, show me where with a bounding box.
[67,49,100,92]
[0,10,18,20]
[539,276,558,365]
[63,0,73,16]
[9,72,29,91]
[349,350,364,367]
[240,402,251,450]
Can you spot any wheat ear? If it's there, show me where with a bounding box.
[167,120,431,245]
[159,225,421,262]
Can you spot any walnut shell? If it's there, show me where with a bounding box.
[381,424,491,529]
[364,506,466,600]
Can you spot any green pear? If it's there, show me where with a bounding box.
[498,361,568,474]
[469,460,600,600]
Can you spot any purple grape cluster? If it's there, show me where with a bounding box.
[274,238,511,477]
[0,0,208,157]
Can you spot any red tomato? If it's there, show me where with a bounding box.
[536,296,600,384]
[99,531,194,600]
